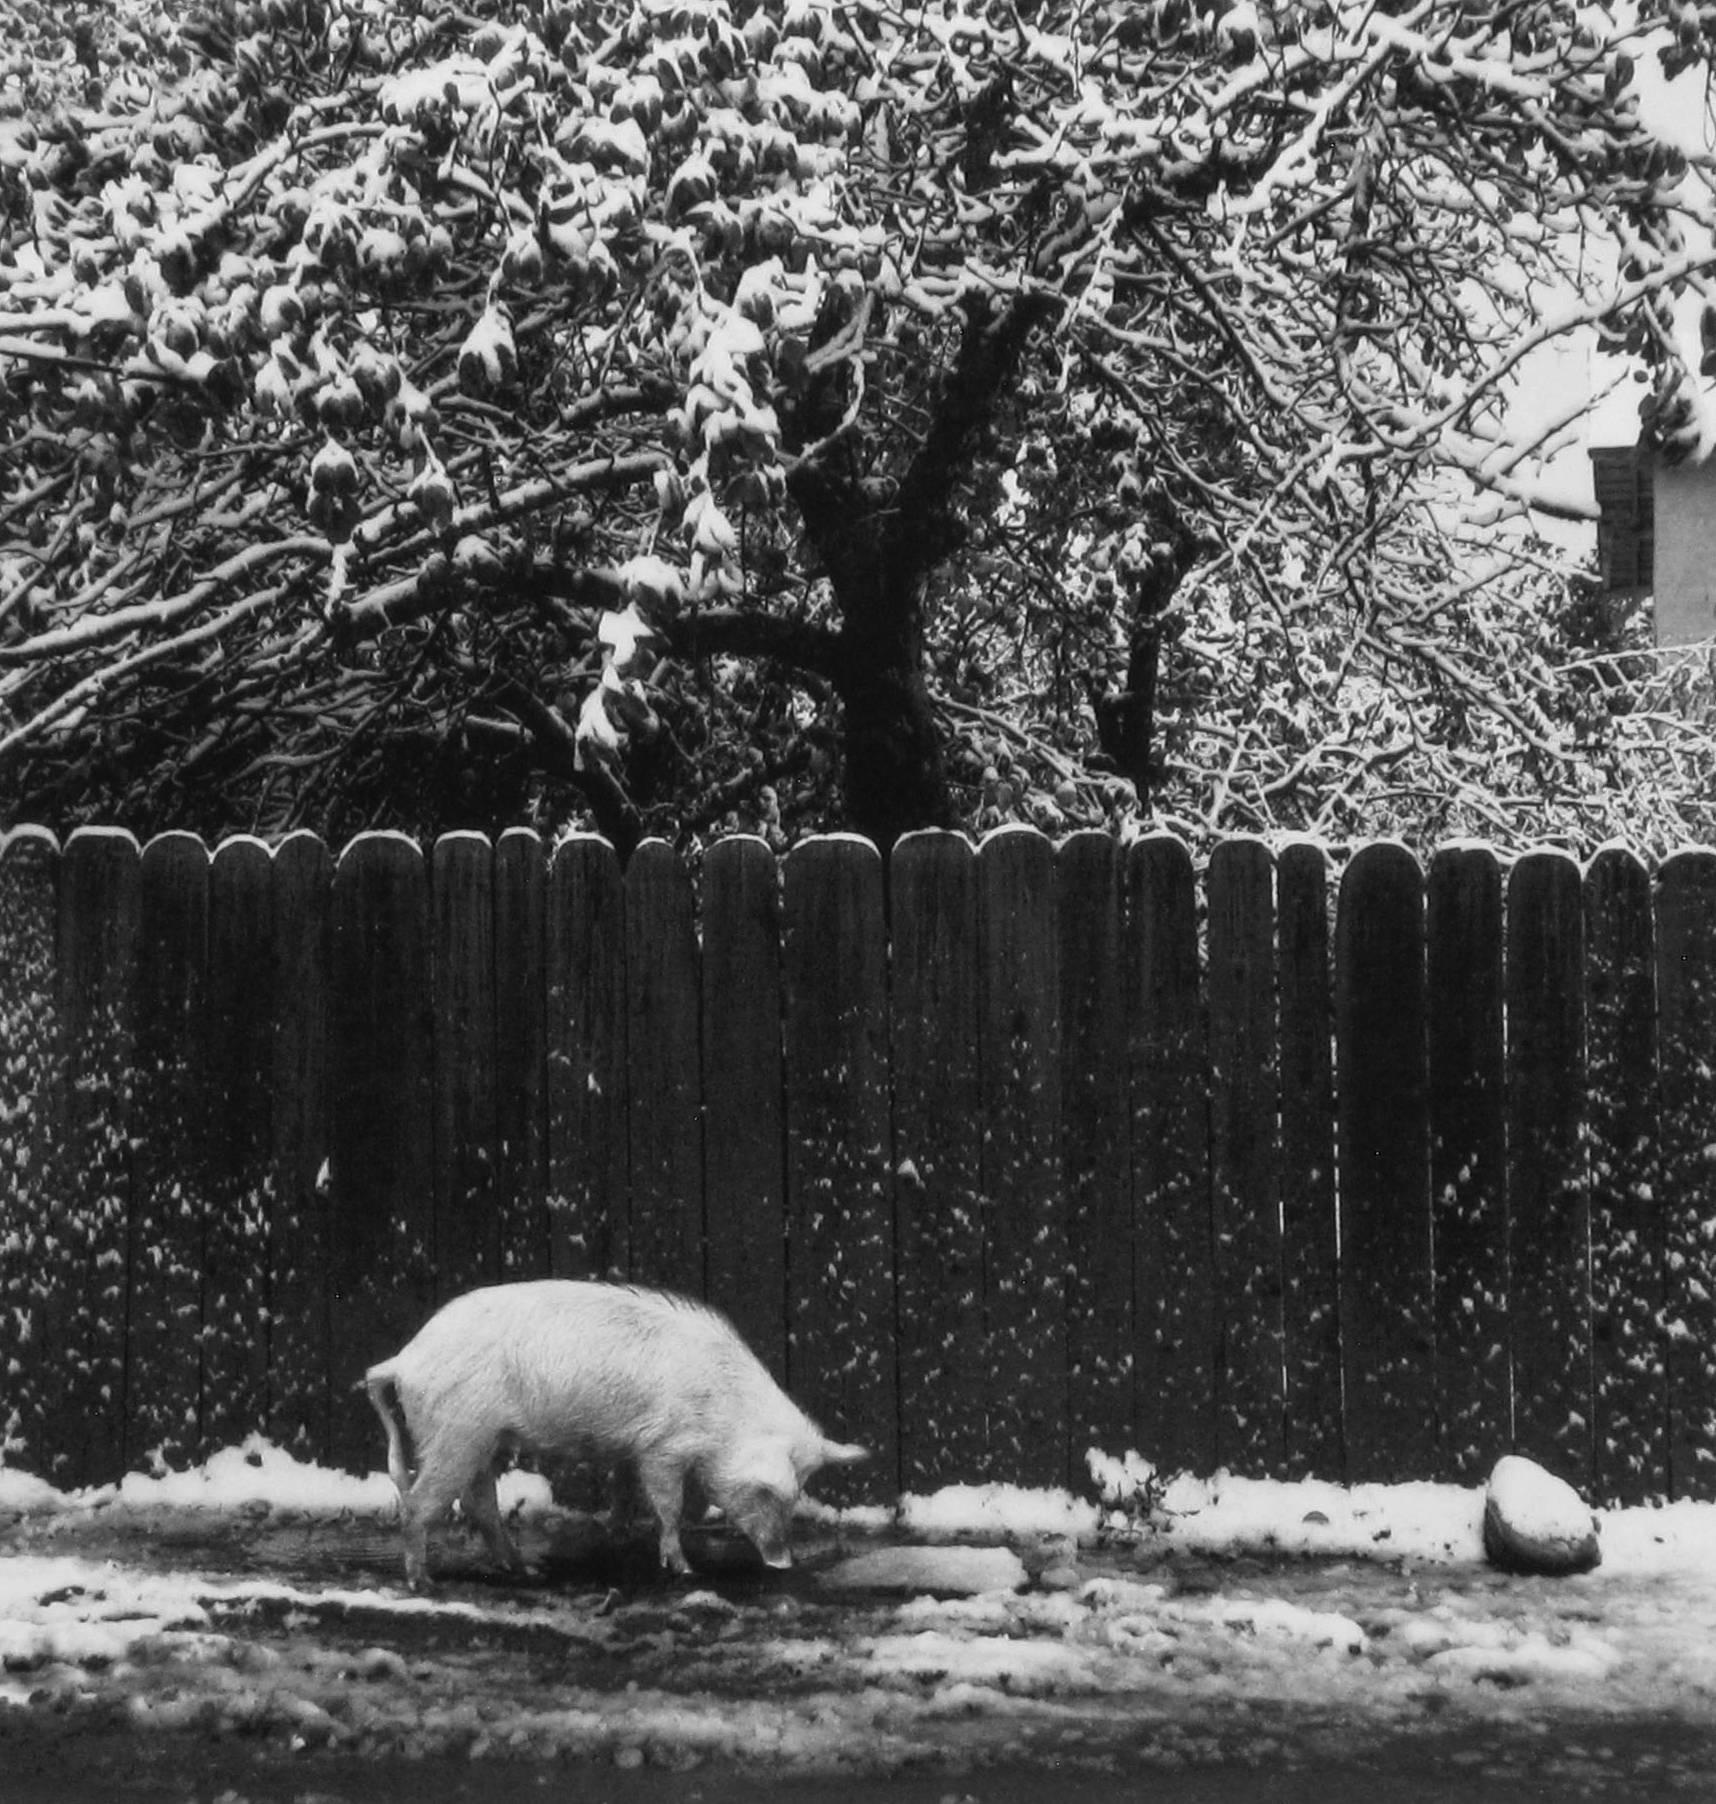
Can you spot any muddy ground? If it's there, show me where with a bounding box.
[2,1505,1714,1801]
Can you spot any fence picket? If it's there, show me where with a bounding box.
[783,836,896,1495]
[328,833,434,1471]
[1656,849,1716,1499]
[433,833,500,1296]
[53,828,141,1487]
[268,832,332,1460]
[547,835,627,1278]
[1426,845,1507,1480]
[495,829,550,1279]
[701,837,787,1376]
[0,830,60,1480]
[1127,834,1215,1474]
[890,830,985,1489]
[1585,847,1665,1503]
[202,838,275,1457]
[1058,831,1132,1469]
[1337,843,1434,1482]
[624,840,703,1293]
[1207,837,1283,1476]
[1276,841,1341,1479]
[979,828,1067,1487]
[1507,850,1591,1482]
[129,833,211,1472]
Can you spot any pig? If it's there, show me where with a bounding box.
[364,1279,868,1587]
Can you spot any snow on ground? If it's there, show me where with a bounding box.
[4,1438,1716,1782]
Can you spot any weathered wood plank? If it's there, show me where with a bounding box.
[268,832,333,1461]
[978,827,1066,1487]
[1206,837,1282,1476]
[546,835,627,1279]
[52,828,142,1486]
[1655,849,1716,1499]
[782,836,895,1498]
[201,836,276,1456]
[624,840,703,1293]
[1058,831,1132,1471]
[328,833,434,1471]
[0,830,60,1480]
[1336,843,1434,1483]
[1426,844,1507,1481]
[1585,846,1665,1503]
[128,833,211,1472]
[1506,849,1590,1483]
[1127,833,1215,1474]
[495,829,550,1279]
[701,836,786,1376]
[432,832,500,1297]
[1276,841,1341,1479]
[890,829,984,1490]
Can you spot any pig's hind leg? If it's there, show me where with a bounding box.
[397,1429,498,1588]
[460,1462,527,1575]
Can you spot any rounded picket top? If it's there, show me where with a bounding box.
[782,834,887,964]
[1338,835,1422,899]
[497,823,546,860]
[333,826,425,877]
[548,826,624,902]
[432,830,494,913]
[1125,828,1196,900]
[977,819,1050,853]
[790,828,886,864]
[1,822,59,859]
[274,827,335,891]
[141,826,210,860]
[1056,825,1118,879]
[894,826,974,858]
[0,828,60,965]
[62,826,143,923]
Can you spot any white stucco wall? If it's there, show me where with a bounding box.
[1652,458,1716,646]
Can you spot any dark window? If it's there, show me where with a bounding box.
[1588,445,1654,593]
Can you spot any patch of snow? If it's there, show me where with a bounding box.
[822,1544,1027,1595]
[859,1628,1089,1692]
[0,1467,65,1513]
[899,1482,1101,1544]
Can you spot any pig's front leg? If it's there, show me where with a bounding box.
[635,1447,693,1575]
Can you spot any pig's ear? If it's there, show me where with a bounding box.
[818,1438,870,1468]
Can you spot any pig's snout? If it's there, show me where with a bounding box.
[748,1520,793,1569]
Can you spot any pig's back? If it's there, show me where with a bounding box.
[395,1279,794,1455]
[402,1279,719,1350]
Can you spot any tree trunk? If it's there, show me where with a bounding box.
[786,294,1050,850]
[837,621,953,850]
[1114,619,1162,807]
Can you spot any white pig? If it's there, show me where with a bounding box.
[364,1279,868,1587]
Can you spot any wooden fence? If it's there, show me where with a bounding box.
[0,823,1713,1509]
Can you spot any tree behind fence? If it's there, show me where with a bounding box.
[1,823,1713,1508]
